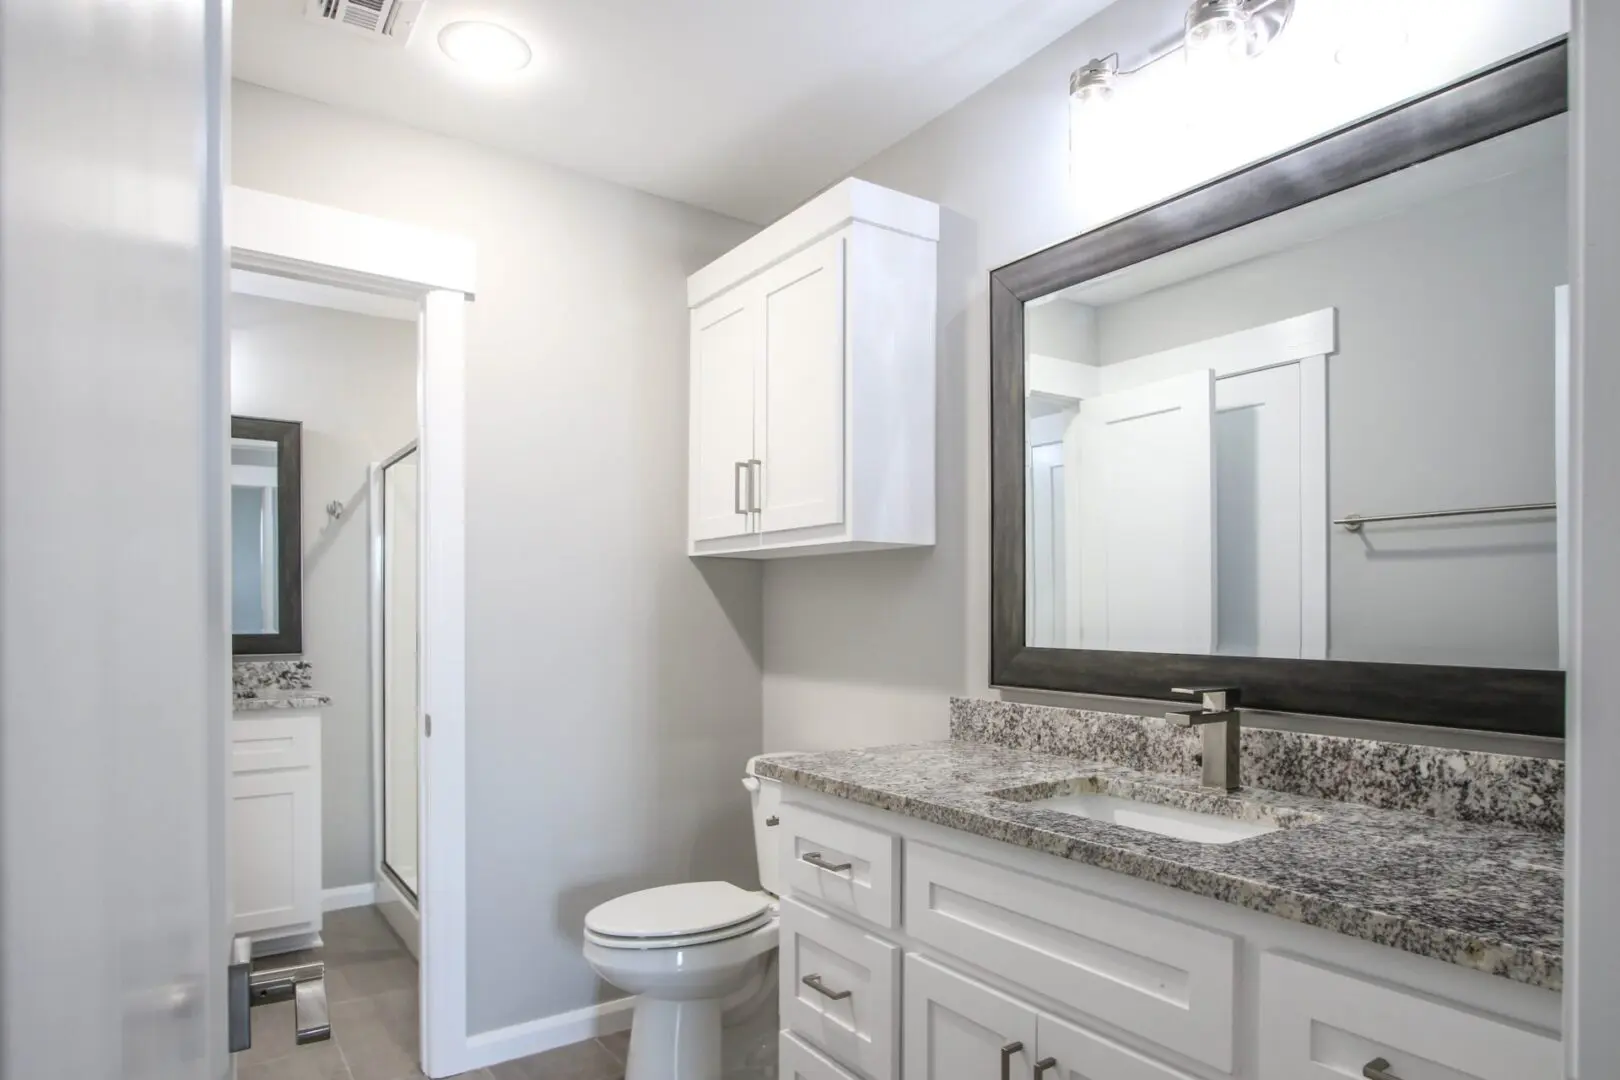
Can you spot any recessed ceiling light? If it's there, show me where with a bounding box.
[437,20,532,73]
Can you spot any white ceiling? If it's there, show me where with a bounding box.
[233,0,1117,224]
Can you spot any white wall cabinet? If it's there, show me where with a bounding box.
[687,179,939,558]
[778,786,1561,1080]
[230,710,324,952]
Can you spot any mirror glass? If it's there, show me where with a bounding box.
[382,448,420,901]
[1024,116,1567,671]
[231,437,282,635]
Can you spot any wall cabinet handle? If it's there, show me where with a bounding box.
[1000,1042,1024,1080]
[1363,1059,1401,1080]
[801,973,852,1001]
[747,458,762,512]
[800,851,852,873]
[734,461,749,516]
[1034,1058,1057,1078]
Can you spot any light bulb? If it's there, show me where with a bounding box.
[437,21,533,74]
[1185,0,1253,71]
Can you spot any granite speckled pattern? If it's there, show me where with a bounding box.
[755,741,1563,990]
[233,660,328,709]
[951,697,1563,834]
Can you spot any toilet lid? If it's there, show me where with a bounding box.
[585,882,771,940]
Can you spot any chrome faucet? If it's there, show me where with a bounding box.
[1167,687,1243,792]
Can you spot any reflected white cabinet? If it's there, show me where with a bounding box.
[687,179,939,558]
[231,710,323,952]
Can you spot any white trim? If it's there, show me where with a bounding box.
[229,187,473,1079]
[460,998,636,1073]
[322,884,378,912]
[230,187,476,297]
[1098,308,1337,395]
[375,869,420,960]
[232,268,419,322]
[1028,353,1100,402]
[1297,355,1330,660]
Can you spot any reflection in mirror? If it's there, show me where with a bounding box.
[382,448,420,901]
[1025,116,1567,671]
[232,437,281,635]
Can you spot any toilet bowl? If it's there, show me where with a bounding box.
[582,757,784,1080]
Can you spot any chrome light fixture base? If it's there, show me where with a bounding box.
[1186,0,1295,62]
[1070,55,1120,104]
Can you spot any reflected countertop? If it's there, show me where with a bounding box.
[756,739,1563,991]
[232,690,332,712]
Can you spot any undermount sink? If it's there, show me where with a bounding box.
[992,776,1318,845]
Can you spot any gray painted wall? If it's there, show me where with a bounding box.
[761,0,1568,753]
[231,294,418,891]
[1090,157,1567,669]
[233,83,763,1033]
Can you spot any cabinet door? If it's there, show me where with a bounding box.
[230,768,320,936]
[1036,1012,1200,1080]
[904,953,1037,1080]
[690,289,759,542]
[757,235,846,535]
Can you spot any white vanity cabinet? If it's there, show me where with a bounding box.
[230,709,324,951]
[776,788,1562,1080]
[687,178,939,558]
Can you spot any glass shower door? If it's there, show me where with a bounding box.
[381,448,419,900]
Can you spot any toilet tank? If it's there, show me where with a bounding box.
[742,756,783,897]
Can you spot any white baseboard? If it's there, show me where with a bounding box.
[461,997,636,1072]
[322,883,379,912]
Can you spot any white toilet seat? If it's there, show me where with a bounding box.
[584,881,774,950]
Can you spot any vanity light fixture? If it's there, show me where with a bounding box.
[437,20,532,73]
[1070,0,1294,111]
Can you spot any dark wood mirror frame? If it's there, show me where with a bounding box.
[232,415,303,656]
[989,41,1568,737]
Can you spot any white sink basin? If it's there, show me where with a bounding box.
[1029,791,1280,844]
[992,776,1313,845]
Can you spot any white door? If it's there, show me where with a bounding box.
[1214,365,1304,658]
[904,954,1038,1080]
[231,769,321,936]
[691,289,759,541]
[1069,370,1216,653]
[1028,439,1069,648]
[0,1,229,1077]
[758,235,846,534]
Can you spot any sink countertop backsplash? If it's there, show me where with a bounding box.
[232,659,331,710]
[951,697,1563,834]
[756,697,1566,991]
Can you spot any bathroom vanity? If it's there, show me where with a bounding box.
[231,662,330,953]
[759,702,1562,1080]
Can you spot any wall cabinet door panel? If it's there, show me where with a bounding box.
[690,292,759,542]
[757,235,846,535]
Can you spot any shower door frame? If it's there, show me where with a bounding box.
[370,439,422,950]
[231,186,475,1079]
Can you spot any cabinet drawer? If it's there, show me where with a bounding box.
[1038,1010,1200,1080]
[905,841,1236,1072]
[781,1031,861,1080]
[781,896,899,1080]
[1258,953,1560,1080]
[783,804,900,928]
[231,715,319,774]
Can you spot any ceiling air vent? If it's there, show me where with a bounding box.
[305,0,424,46]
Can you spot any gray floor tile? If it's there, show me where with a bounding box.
[593,1032,630,1065]
[487,1038,624,1080]
[238,1040,351,1080]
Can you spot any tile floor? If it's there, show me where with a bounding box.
[239,907,634,1080]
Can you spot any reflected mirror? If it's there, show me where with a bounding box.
[232,416,302,654]
[1024,116,1566,672]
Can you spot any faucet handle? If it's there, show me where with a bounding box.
[1171,686,1241,712]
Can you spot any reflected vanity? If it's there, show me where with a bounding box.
[993,42,1568,735]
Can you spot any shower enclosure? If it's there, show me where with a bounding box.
[371,441,420,953]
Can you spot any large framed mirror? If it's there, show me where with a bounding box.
[232,415,303,655]
[991,42,1567,736]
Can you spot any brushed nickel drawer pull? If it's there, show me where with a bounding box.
[801,973,851,1001]
[1000,1042,1024,1080]
[1034,1058,1057,1078]
[1363,1059,1401,1080]
[801,851,852,873]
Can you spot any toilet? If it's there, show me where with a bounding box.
[583,756,782,1080]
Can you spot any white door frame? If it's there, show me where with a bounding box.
[230,186,474,1079]
[1033,307,1336,659]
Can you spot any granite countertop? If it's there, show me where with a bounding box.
[755,740,1563,991]
[232,690,332,712]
